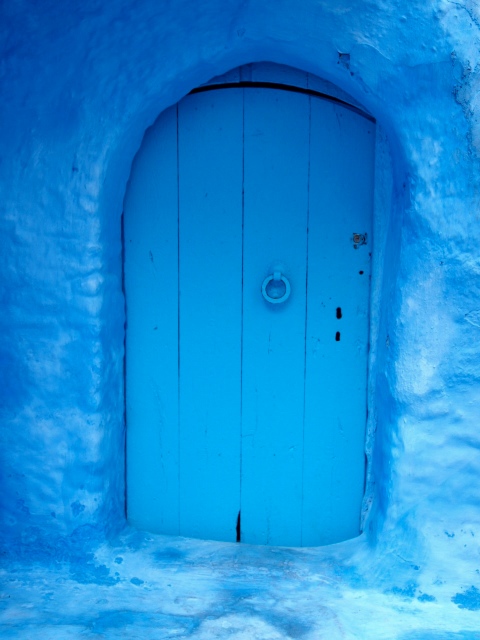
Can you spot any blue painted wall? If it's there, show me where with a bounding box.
[0,0,479,592]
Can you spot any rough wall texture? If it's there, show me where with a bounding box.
[1,0,480,633]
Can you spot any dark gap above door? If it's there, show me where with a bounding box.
[190,82,376,123]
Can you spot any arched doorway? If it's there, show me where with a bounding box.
[124,64,375,546]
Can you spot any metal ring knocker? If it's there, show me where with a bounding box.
[262,271,291,304]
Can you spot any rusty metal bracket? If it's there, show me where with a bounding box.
[353,233,367,248]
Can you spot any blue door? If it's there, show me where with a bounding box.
[124,80,374,547]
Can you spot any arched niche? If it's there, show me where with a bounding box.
[122,62,394,547]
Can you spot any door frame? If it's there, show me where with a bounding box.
[123,62,388,545]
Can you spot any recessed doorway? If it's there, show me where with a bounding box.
[124,64,375,546]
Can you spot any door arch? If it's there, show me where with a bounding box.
[124,63,375,547]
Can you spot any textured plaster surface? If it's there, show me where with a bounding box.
[1,0,480,637]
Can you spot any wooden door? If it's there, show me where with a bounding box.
[124,82,374,547]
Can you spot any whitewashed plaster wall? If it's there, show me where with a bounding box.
[1,0,479,593]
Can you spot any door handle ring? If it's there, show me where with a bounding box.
[261,272,291,304]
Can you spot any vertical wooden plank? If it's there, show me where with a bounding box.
[241,89,310,546]
[124,106,180,535]
[178,90,243,542]
[303,101,375,546]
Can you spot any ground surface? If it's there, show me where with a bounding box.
[1,528,480,639]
